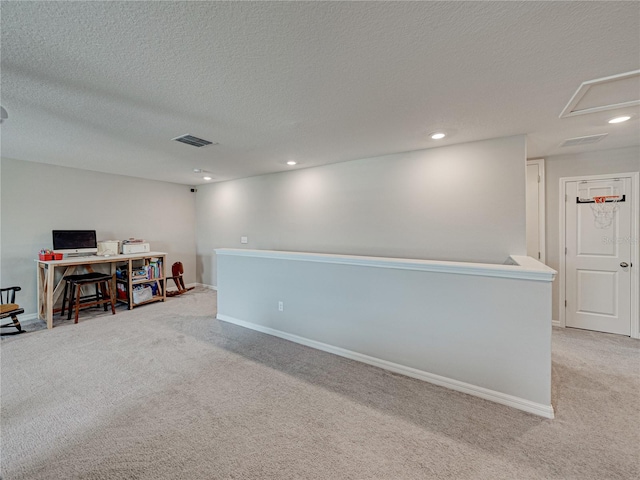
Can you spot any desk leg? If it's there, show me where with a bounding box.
[46,264,54,329]
[161,255,166,302]
[52,266,76,311]
[128,259,133,309]
[37,263,45,319]
[110,262,117,307]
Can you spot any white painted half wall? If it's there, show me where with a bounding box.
[0,158,197,316]
[196,135,527,287]
[216,249,556,417]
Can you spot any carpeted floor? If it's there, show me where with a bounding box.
[1,287,638,479]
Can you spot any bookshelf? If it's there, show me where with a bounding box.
[115,254,166,309]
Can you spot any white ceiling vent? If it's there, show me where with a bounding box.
[560,133,608,147]
[173,134,216,148]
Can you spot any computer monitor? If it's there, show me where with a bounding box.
[52,230,98,256]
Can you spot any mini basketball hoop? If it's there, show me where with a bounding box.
[590,195,621,229]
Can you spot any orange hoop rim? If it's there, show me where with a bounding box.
[593,195,621,203]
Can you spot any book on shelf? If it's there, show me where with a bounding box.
[116,257,163,281]
[147,259,162,279]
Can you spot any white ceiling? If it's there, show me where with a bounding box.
[1,1,639,185]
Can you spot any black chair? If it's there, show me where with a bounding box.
[1,286,25,335]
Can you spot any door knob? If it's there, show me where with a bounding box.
[620,262,629,268]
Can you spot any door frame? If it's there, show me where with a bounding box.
[559,172,639,338]
[527,159,546,263]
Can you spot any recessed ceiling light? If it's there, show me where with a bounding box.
[286,161,297,166]
[431,132,446,140]
[203,176,212,181]
[193,168,203,173]
[608,115,631,124]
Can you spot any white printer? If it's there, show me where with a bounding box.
[121,239,150,254]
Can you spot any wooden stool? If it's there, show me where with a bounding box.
[68,274,116,323]
[61,272,110,318]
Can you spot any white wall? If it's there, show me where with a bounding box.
[197,135,527,286]
[0,158,197,316]
[216,249,555,417]
[542,146,640,321]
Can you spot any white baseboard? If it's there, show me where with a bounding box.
[552,319,562,328]
[8,312,41,327]
[217,314,555,419]
[165,282,212,293]
[19,285,216,325]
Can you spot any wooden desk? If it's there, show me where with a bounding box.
[37,252,167,329]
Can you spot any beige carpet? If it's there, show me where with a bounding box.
[1,288,639,479]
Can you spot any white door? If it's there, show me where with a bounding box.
[565,177,632,335]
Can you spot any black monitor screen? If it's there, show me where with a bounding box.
[52,230,97,250]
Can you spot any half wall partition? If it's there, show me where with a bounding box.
[216,249,556,418]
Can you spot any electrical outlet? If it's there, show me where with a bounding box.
[241,236,248,244]
[278,301,283,312]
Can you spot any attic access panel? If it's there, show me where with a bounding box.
[559,70,640,118]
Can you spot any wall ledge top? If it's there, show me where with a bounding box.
[215,249,557,282]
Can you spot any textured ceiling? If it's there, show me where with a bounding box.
[1,1,639,185]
